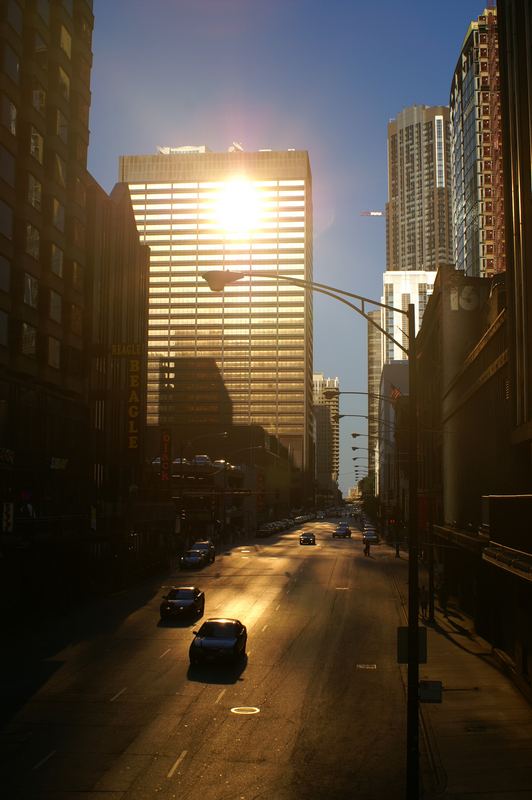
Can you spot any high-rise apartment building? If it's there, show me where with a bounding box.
[386,105,454,273]
[312,373,339,492]
[450,7,505,278]
[119,147,313,471]
[0,0,94,518]
[367,310,381,474]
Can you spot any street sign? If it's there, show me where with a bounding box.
[397,626,427,664]
[419,680,442,703]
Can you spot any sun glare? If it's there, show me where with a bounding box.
[215,179,262,236]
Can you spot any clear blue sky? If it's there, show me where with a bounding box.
[88,0,485,495]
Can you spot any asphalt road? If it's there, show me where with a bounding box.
[0,520,408,800]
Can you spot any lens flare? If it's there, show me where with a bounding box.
[214,179,261,236]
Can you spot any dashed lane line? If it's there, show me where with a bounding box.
[110,687,127,702]
[32,750,56,771]
[215,688,226,704]
[159,648,171,658]
[167,749,187,779]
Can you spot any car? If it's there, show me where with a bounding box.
[333,524,351,538]
[160,586,205,620]
[316,512,326,520]
[191,454,212,466]
[189,618,247,665]
[299,532,316,545]
[190,539,215,562]
[180,549,209,569]
[363,531,380,544]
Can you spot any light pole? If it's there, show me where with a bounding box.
[202,269,419,799]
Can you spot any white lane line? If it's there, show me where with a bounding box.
[159,648,171,659]
[215,688,226,704]
[336,587,349,591]
[33,750,56,771]
[275,604,280,611]
[110,687,127,702]
[261,624,269,632]
[167,749,187,778]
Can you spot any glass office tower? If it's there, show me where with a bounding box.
[119,147,313,471]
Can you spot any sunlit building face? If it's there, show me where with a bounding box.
[119,149,313,470]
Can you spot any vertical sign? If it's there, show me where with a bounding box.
[127,357,141,449]
[160,429,172,484]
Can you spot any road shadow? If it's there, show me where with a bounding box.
[187,654,248,684]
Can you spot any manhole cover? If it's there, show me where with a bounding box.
[231,706,260,715]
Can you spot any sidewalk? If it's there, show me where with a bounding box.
[419,600,532,798]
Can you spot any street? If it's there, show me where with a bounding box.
[0,520,408,800]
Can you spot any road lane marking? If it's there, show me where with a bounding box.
[159,648,171,658]
[215,688,226,704]
[275,604,280,611]
[110,687,127,702]
[261,624,268,632]
[32,750,56,771]
[356,664,377,670]
[336,587,349,590]
[167,749,187,778]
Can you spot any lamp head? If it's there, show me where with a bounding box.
[201,270,244,292]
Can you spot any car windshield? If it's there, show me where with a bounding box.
[185,550,202,557]
[198,622,239,638]
[168,589,194,600]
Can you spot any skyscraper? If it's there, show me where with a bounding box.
[312,373,339,494]
[119,147,313,471]
[386,105,454,273]
[450,7,505,278]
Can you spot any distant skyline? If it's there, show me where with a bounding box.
[89,0,488,493]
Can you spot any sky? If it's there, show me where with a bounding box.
[88,0,486,495]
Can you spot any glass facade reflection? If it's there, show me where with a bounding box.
[119,148,313,470]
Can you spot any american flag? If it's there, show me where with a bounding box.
[390,384,402,403]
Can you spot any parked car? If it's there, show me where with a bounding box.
[190,539,215,562]
[160,586,205,620]
[189,618,247,665]
[180,549,209,569]
[299,532,316,545]
[363,531,380,544]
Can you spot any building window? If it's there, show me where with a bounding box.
[21,323,36,357]
[52,199,65,232]
[0,310,7,347]
[0,255,10,292]
[70,303,82,335]
[72,261,83,290]
[3,45,20,85]
[25,224,40,259]
[79,16,92,46]
[54,153,67,187]
[24,273,38,307]
[49,290,62,323]
[30,127,44,163]
[59,25,72,58]
[0,200,13,240]
[32,82,46,115]
[58,66,70,100]
[28,174,42,210]
[1,95,17,135]
[48,337,60,369]
[72,220,85,248]
[56,110,68,143]
[7,1,23,34]
[36,0,50,23]
[51,244,64,277]
[74,177,86,208]
[0,146,15,187]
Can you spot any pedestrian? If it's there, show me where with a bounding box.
[364,541,370,557]
[420,585,428,620]
[439,583,449,617]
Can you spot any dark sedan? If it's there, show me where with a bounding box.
[299,532,316,545]
[180,549,209,569]
[333,524,351,538]
[160,586,205,621]
[189,618,247,665]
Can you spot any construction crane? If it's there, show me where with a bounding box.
[360,210,384,217]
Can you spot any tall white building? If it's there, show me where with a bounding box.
[119,147,313,470]
[312,373,339,493]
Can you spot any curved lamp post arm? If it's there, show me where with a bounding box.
[202,270,409,356]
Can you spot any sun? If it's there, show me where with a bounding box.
[214,178,262,236]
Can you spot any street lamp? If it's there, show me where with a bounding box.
[202,268,419,799]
